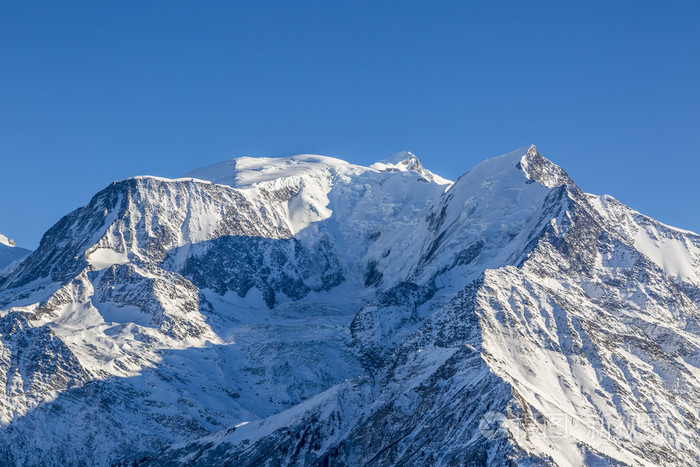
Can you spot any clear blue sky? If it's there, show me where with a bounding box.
[1,1,699,248]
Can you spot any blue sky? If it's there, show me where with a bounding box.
[1,1,699,248]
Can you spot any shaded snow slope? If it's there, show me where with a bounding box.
[0,233,31,279]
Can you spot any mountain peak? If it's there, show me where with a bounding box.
[0,233,16,248]
[377,150,420,166]
[517,145,574,189]
[465,145,574,190]
[371,151,451,185]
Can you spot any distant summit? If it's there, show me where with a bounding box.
[0,233,16,247]
[371,150,451,185]
[0,232,31,278]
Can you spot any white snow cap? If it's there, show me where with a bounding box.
[183,154,362,189]
[184,151,452,188]
[0,233,16,247]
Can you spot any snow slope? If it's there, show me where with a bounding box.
[587,193,700,285]
[0,233,31,279]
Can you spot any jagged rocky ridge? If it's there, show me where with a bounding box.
[0,147,699,466]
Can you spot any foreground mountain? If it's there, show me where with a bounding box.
[0,146,699,466]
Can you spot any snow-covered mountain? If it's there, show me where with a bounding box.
[0,233,31,282]
[0,147,698,466]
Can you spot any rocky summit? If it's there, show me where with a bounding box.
[0,146,698,466]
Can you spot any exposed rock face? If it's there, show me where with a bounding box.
[1,147,699,466]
